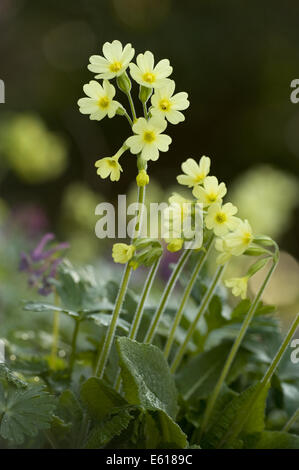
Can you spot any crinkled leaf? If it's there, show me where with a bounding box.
[0,385,56,444]
[85,406,136,449]
[202,382,270,449]
[117,338,178,419]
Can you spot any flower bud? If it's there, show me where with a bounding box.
[116,72,132,94]
[167,239,184,253]
[139,85,152,103]
[136,169,149,187]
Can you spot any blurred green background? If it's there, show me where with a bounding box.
[0,0,299,313]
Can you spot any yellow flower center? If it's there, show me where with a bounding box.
[207,193,217,203]
[109,61,122,73]
[159,98,171,112]
[142,72,156,84]
[194,173,204,183]
[98,96,110,109]
[215,212,227,224]
[242,232,252,245]
[143,130,156,143]
[107,159,118,168]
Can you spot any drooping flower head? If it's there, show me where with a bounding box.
[19,233,69,296]
[225,276,249,299]
[112,243,135,264]
[88,40,135,79]
[126,117,171,161]
[95,146,127,182]
[78,80,122,121]
[129,51,172,89]
[177,156,211,187]
[151,80,189,124]
[215,219,254,264]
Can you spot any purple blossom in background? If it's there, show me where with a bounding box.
[19,233,69,296]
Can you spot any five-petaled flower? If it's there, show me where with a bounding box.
[193,176,227,207]
[126,117,171,161]
[205,202,239,236]
[78,80,122,121]
[88,40,135,79]
[177,156,211,187]
[151,80,189,124]
[129,51,172,89]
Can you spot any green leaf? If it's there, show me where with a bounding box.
[117,338,178,419]
[202,382,270,449]
[0,385,56,444]
[80,377,126,422]
[85,406,135,449]
[23,301,80,319]
[176,343,249,400]
[0,364,27,389]
[246,431,299,449]
[144,410,188,449]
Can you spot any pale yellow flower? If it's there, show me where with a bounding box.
[95,156,122,181]
[215,238,232,265]
[205,202,239,236]
[222,219,253,256]
[129,51,172,88]
[78,80,121,121]
[151,80,189,124]
[88,40,135,79]
[112,243,135,264]
[225,277,249,299]
[193,176,227,207]
[177,156,211,187]
[95,146,127,181]
[126,117,171,161]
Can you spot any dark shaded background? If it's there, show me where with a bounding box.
[1,0,299,255]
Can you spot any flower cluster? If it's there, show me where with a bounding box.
[19,233,69,296]
[173,156,276,298]
[78,40,190,182]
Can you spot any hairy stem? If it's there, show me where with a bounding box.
[164,237,214,360]
[69,320,80,375]
[144,249,191,344]
[50,291,60,370]
[95,186,145,378]
[170,265,225,374]
[200,257,278,439]
[126,91,137,122]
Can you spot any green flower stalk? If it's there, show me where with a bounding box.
[164,235,214,360]
[95,186,145,379]
[200,246,279,438]
[170,264,226,374]
[144,249,191,344]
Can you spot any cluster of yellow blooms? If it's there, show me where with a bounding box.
[78,40,189,181]
[171,155,259,298]
[78,40,275,300]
